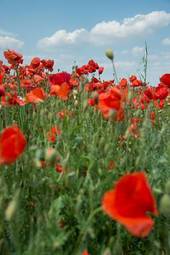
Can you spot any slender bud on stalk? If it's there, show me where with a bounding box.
[105,49,118,83]
[160,194,170,217]
[5,191,19,221]
[105,49,114,61]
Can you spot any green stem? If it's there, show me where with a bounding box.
[112,60,119,84]
[73,207,102,255]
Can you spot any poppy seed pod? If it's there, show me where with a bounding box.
[160,194,170,217]
[105,49,114,61]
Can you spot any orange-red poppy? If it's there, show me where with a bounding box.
[102,172,158,237]
[30,57,41,69]
[98,87,125,120]
[98,87,121,117]
[0,125,26,164]
[4,50,23,66]
[26,87,46,104]
[50,82,70,100]
[82,250,89,255]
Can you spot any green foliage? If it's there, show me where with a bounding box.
[0,87,170,255]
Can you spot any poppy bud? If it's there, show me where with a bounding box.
[5,191,19,221]
[160,194,170,217]
[103,248,111,255]
[165,180,170,195]
[33,159,43,169]
[74,100,78,106]
[105,49,114,61]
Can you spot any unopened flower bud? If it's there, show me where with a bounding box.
[74,100,78,106]
[105,49,114,61]
[34,159,43,169]
[160,194,170,217]
[5,191,19,221]
[103,248,112,255]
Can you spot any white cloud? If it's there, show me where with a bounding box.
[38,29,87,49]
[162,37,170,46]
[0,29,24,49]
[91,11,170,39]
[38,11,170,50]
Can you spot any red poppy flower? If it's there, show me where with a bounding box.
[155,86,168,100]
[160,74,170,88]
[49,72,71,85]
[30,57,41,69]
[0,73,4,84]
[41,59,54,72]
[102,172,158,237]
[98,66,104,75]
[144,87,154,100]
[47,126,61,143]
[98,87,125,120]
[1,93,25,106]
[4,50,23,66]
[26,87,46,104]
[0,125,26,164]
[87,59,99,73]
[129,75,137,82]
[50,82,70,100]
[82,250,89,255]
[98,87,121,110]
[0,85,5,97]
[55,163,63,173]
[119,78,128,88]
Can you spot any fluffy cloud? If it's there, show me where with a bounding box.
[38,29,87,49]
[38,11,170,50]
[0,29,24,49]
[162,37,170,46]
[91,11,170,39]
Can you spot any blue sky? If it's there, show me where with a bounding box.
[0,0,170,84]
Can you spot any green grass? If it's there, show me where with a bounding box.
[0,85,170,255]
